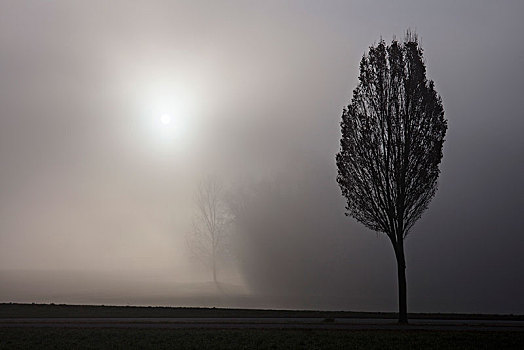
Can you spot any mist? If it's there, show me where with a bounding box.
[1,0,523,314]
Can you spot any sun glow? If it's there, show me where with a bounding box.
[132,77,202,152]
[146,90,193,144]
[155,111,187,140]
[160,113,172,125]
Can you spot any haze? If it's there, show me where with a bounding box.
[1,0,523,314]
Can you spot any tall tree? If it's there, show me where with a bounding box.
[187,177,229,284]
[336,33,447,324]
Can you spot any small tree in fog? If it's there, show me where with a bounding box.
[336,33,447,324]
[187,177,230,284]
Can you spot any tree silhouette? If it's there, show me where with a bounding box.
[187,177,230,284]
[336,33,447,324]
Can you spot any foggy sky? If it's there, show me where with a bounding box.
[1,0,523,313]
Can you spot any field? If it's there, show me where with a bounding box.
[2,303,523,320]
[1,304,523,349]
[1,328,524,350]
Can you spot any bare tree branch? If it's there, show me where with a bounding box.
[186,176,230,284]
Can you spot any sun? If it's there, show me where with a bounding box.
[160,113,172,125]
[140,87,196,148]
[155,111,187,140]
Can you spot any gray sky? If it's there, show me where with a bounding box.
[1,0,523,313]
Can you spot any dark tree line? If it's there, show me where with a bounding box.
[336,33,447,323]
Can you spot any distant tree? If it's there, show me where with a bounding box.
[187,177,230,284]
[336,32,447,324]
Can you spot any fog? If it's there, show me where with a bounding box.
[1,0,523,313]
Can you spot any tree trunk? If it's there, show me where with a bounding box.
[212,251,217,284]
[395,241,408,324]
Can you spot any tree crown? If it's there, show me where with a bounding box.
[336,34,447,240]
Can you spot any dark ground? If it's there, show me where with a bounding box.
[1,303,523,320]
[1,304,523,349]
[1,328,524,350]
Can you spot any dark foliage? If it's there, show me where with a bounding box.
[337,34,446,238]
[336,33,447,323]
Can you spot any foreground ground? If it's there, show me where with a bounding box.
[2,303,524,320]
[1,304,523,349]
[1,328,524,349]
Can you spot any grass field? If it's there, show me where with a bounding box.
[1,303,523,320]
[1,328,523,350]
[1,304,523,349]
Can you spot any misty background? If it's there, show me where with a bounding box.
[1,0,523,314]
